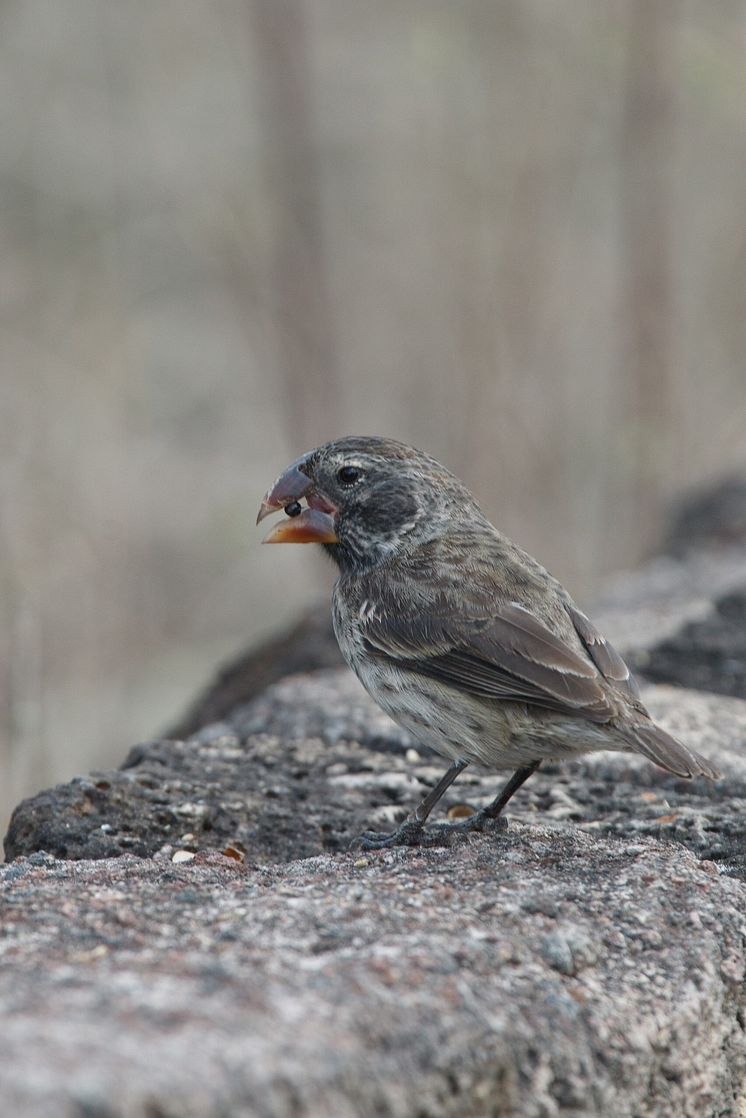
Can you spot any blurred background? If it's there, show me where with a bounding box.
[1,0,745,839]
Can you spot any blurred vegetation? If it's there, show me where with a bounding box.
[1,0,745,839]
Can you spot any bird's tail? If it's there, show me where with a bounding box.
[624,720,720,780]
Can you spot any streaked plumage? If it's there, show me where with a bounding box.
[258,436,719,847]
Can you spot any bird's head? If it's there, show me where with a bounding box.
[257,436,477,573]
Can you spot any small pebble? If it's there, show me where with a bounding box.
[171,850,195,864]
[74,944,109,963]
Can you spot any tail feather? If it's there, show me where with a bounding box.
[625,721,720,781]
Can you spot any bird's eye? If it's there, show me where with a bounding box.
[337,465,361,486]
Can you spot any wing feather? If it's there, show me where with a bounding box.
[361,595,615,724]
[565,603,641,700]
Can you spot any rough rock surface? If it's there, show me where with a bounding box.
[2,834,746,1118]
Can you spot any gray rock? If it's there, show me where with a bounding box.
[1,833,745,1118]
[539,927,598,976]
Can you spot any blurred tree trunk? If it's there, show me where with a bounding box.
[251,0,340,450]
[621,0,675,545]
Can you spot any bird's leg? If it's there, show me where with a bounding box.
[430,759,542,836]
[355,759,543,851]
[356,758,469,850]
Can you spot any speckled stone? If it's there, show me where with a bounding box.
[1,833,745,1118]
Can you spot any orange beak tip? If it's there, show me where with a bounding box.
[260,508,338,545]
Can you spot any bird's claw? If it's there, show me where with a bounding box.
[354,821,424,851]
[427,811,508,839]
[352,810,508,851]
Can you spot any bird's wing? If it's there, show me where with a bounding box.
[564,603,641,701]
[359,585,617,725]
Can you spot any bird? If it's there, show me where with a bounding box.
[257,436,720,849]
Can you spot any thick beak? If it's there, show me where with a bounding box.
[256,458,339,545]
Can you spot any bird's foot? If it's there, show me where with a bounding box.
[353,818,425,851]
[353,809,508,851]
[426,809,508,841]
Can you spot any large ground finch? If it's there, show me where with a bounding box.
[257,437,719,848]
